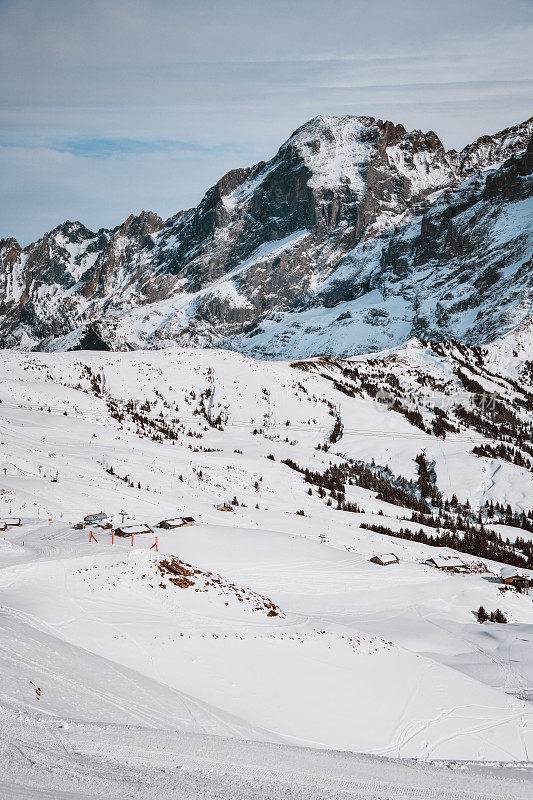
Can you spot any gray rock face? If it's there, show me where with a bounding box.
[0,114,532,356]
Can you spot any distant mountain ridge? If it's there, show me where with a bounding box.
[0,113,532,357]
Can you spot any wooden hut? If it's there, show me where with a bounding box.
[114,523,153,537]
[500,566,530,589]
[425,555,468,573]
[158,517,195,529]
[0,517,21,527]
[369,553,399,566]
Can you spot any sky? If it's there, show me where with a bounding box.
[1,0,532,245]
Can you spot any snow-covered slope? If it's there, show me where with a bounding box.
[1,114,532,356]
[2,518,533,764]
[0,337,532,796]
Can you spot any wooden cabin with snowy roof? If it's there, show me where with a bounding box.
[500,566,530,589]
[425,555,468,573]
[158,517,195,529]
[369,553,399,566]
[114,523,153,537]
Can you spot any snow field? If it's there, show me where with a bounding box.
[0,344,532,795]
[1,517,532,762]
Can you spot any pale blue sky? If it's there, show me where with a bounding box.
[1,0,532,244]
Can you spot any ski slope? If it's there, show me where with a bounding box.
[0,343,532,796]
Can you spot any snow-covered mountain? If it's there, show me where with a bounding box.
[1,114,532,356]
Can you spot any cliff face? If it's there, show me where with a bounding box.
[1,114,532,356]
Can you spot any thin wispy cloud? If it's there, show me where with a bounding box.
[52,138,238,158]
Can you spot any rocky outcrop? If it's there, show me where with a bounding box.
[483,133,533,202]
[0,114,532,355]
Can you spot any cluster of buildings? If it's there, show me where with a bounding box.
[80,512,195,536]
[368,550,530,589]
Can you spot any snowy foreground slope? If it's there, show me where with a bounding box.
[0,336,532,797]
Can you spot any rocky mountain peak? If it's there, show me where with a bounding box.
[0,237,22,255]
[50,220,96,242]
[1,113,532,356]
[117,210,163,239]
[454,116,533,177]
[281,115,377,194]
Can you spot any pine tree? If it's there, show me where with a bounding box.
[493,608,508,623]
